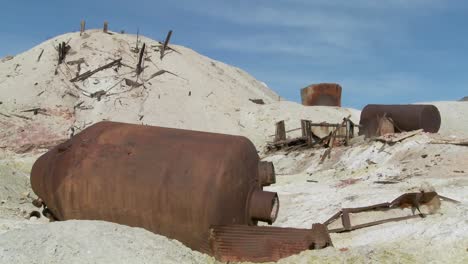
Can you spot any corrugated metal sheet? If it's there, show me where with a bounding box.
[209,224,332,262]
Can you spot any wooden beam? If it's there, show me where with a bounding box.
[160,30,173,59]
[274,121,286,142]
[70,58,122,82]
[80,20,86,36]
[103,21,108,33]
[136,43,146,75]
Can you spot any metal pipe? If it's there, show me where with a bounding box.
[249,190,279,224]
[258,161,276,186]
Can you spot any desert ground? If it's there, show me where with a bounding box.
[0,30,467,263]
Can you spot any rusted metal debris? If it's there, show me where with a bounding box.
[301,83,342,107]
[324,191,458,233]
[209,223,332,263]
[359,104,441,138]
[30,121,279,255]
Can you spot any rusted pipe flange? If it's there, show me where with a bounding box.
[258,161,276,186]
[249,190,279,225]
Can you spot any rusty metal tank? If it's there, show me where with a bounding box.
[359,104,441,137]
[301,83,342,107]
[30,121,278,254]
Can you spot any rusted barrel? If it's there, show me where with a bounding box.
[30,121,278,254]
[301,83,342,107]
[359,104,441,137]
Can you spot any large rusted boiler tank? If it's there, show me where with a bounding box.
[30,121,278,254]
[301,83,342,106]
[359,104,441,137]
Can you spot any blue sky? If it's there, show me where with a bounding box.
[1,0,467,109]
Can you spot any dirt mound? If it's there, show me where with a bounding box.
[0,220,214,264]
[0,29,280,153]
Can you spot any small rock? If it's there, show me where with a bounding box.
[421,154,428,158]
[453,170,465,173]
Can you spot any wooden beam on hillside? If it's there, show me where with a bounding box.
[70,58,122,82]
[160,30,173,59]
[136,43,146,75]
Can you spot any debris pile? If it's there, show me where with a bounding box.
[266,117,356,153]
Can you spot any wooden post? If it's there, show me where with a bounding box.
[136,43,146,75]
[80,20,86,36]
[103,21,108,33]
[301,120,307,137]
[160,30,173,59]
[135,28,140,51]
[301,120,313,146]
[345,119,350,145]
[274,121,286,142]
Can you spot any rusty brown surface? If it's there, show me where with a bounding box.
[359,104,441,137]
[258,161,276,186]
[209,223,332,262]
[30,121,278,254]
[325,192,442,233]
[301,83,342,107]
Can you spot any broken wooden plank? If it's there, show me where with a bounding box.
[37,49,44,62]
[430,139,468,146]
[145,69,179,82]
[67,58,85,65]
[21,108,47,115]
[136,43,146,75]
[160,30,173,59]
[124,78,142,87]
[80,20,86,35]
[0,112,11,118]
[103,21,108,33]
[12,114,32,120]
[373,129,423,144]
[90,90,107,101]
[58,42,70,64]
[70,58,122,82]
[274,121,286,142]
[249,99,265,105]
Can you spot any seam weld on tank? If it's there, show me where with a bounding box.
[359,104,441,137]
[30,121,279,254]
[301,83,342,107]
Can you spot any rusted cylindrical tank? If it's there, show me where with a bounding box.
[30,121,278,254]
[301,83,342,107]
[359,104,441,137]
